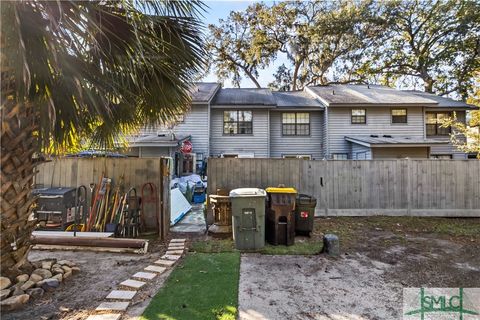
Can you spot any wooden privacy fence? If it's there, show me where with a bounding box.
[34,158,171,239]
[207,158,480,217]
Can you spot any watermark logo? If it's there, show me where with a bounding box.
[403,288,480,320]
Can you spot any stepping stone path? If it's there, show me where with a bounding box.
[87,238,187,319]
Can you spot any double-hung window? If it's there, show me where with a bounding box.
[351,109,366,124]
[282,112,310,136]
[223,111,253,135]
[391,109,407,124]
[426,112,451,136]
[332,153,348,160]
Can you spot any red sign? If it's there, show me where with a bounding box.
[181,140,192,154]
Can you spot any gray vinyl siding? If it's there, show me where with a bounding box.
[428,110,467,159]
[326,106,425,158]
[172,104,209,156]
[210,109,269,157]
[351,144,372,159]
[139,146,171,157]
[136,104,209,157]
[269,111,323,159]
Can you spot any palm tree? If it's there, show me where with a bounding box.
[0,0,206,276]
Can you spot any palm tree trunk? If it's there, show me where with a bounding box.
[1,69,38,277]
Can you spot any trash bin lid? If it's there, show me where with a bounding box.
[229,188,266,197]
[265,187,297,194]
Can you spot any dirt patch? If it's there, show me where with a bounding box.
[239,254,402,320]
[2,239,171,320]
[238,217,480,319]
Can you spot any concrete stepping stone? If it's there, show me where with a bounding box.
[145,265,166,273]
[132,271,157,280]
[96,301,129,311]
[154,259,176,267]
[161,254,181,261]
[119,279,146,289]
[166,250,184,255]
[106,290,136,300]
[168,245,185,249]
[170,238,186,243]
[86,314,122,320]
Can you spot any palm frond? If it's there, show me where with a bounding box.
[1,0,206,152]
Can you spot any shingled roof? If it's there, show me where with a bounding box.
[190,83,221,103]
[405,91,477,109]
[272,91,324,108]
[212,88,276,106]
[307,84,438,107]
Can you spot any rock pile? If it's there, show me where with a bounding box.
[0,259,80,311]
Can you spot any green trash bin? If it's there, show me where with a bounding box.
[295,194,317,236]
[229,188,266,250]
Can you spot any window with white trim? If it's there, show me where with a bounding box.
[351,109,366,124]
[223,111,253,135]
[282,112,310,136]
[332,153,348,160]
[391,109,407,124]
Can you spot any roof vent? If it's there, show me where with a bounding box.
[383,134,392,138]
[370,134,378,138]
[332,90,335,95]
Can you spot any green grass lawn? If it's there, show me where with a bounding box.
[141,252,240,320]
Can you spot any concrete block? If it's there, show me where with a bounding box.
[132,272,157,280]
[95,301,129,311]
[154,259,176,267]
[144,265,166,273]
[119,279,145,289]
[86,314,122,320]
[167,245,185,250]
[161,254,180,261]
[165,250,184,255]
[106,290,136,300]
